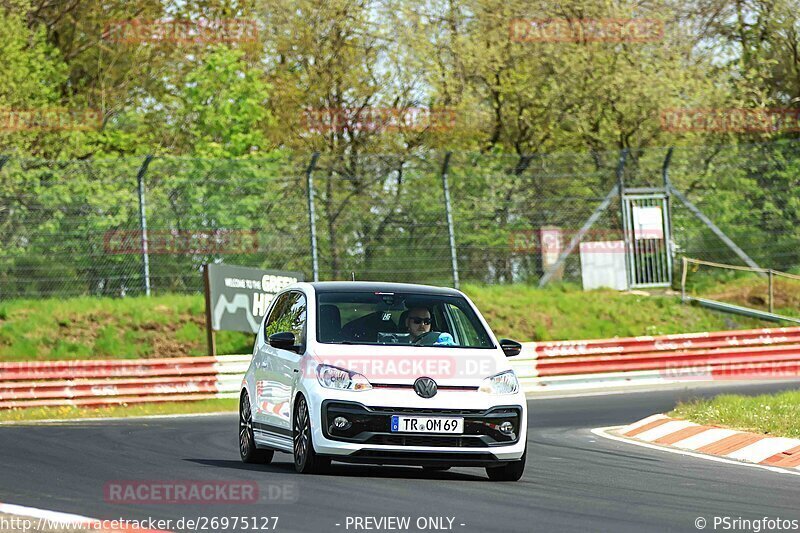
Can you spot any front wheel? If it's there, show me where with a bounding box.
[239,392,274,464]
[293,395,330,474]
[485,449,526,482]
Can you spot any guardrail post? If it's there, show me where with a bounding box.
[616,149,631,289]
[203,264,216,356]
[440,152,460,289]
[305,152,320,282]
[136,155,154,296]
[769,269,774,313]
[662,147,674,283]
[681,256,688,302]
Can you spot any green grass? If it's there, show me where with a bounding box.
[0,285,780,421]
[0,398,237,423]
[0,294,254,361]
[462,283,761,341]
[671,390,800,438]
[0,285,769,361]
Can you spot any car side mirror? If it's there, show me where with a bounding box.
[500,339,522,357]
[269,331,297,352]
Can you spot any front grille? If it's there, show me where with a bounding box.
[368,406,484,415]
[365,434,488,447]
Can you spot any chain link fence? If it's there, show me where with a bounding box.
[1,141,798,299]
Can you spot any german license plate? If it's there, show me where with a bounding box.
[390,415,464,434]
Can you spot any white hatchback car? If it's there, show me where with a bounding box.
[239,281,528,481]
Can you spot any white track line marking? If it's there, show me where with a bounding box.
[0,411,235,426]
[0,502,95,524]
[591,426,800,477]
[0,501,171,532]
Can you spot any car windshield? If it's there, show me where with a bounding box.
[316,291,494,348]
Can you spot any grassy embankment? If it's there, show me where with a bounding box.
[0,283,770,362]
[0,281,788,421]
[672,390,800,439]
[668,275,800,438]
[684,266,800,319]
[0,398,237,423]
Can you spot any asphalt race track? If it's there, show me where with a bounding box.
[2,381,800,533]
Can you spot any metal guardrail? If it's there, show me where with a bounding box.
[0,355,248,409]
[2,326,800,408]
[688,297,800,325]
[510,326,800,392]
[681,257,800,320]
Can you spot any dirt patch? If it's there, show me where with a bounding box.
[707,278,800,313]
[146,312,207,358]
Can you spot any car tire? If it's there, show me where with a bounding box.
[293,395,330,474]
[485,449,526,482]
[239,391,274,464]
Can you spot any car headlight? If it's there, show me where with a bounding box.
[316,364,372,391]
[479,370,519,395]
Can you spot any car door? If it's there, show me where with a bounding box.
[255,291,306,435]
[253,292,293,432]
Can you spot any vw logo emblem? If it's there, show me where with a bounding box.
[413,377,437,399]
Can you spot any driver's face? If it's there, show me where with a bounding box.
[406,309,431,338]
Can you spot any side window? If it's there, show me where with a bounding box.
[287,293,307,347]
[265,292,307,348]
[265,293,292,339]
[446,303,481,347]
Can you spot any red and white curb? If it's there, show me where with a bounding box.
[595,414,800,474]
[0,501,168,532]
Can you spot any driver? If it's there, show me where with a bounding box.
[405,306,433,343]
[404,307,455,346]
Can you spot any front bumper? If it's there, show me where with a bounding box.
[310,397,527,464]
[321,401,522,447]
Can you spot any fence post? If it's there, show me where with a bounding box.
[769,269,774,313]
[440,152,460,289]
[137,155,154,296]
[616,149,631,289]
[681,256,688,302]
[305,152,320,282]
[662,147,674,284]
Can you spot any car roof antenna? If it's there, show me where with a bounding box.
[351,272,356,281]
